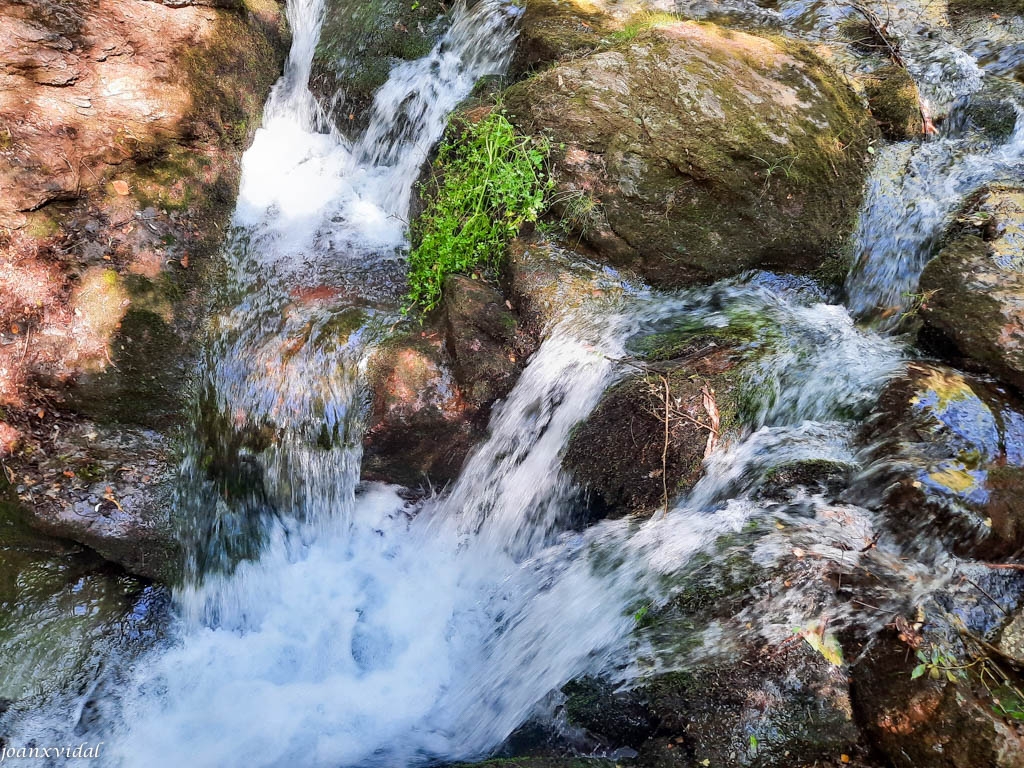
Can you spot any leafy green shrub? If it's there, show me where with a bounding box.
[406,110,552,312]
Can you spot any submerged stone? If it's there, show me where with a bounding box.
[852,571,1024,768]
[855,362,1024,559]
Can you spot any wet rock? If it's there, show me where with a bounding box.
[864,65,924,140]
[362,326,479,489]
[918,187,1024,393]
[509,0,611,78]
[756,458,854,503]
[443,275,530,409]
[363,275,539,489]
[563,339,743,516]
[2,422,180,582]
[855,362,1024,560]
[557,644,862,768]
[949,0,1024,18]
[562,677,657,749]
[851,583,1024,768]
[0,0,287,577]
[503,21,875,288]
[505,232,634,331]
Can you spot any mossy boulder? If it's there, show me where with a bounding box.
[864,65,923,140]
[563,339,744,516]
[948,79,1023,144]
[309,0,450,139]
[555,643,861,768]
[918,187,1024,393]
[503,21,875,288]
[854,362,1024,560]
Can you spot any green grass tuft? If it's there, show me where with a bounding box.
[406,110,552,313]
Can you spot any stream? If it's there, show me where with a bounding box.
[1,0,1023,764]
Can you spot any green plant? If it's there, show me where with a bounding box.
[605,11,683,44]
[406,110,552,312]
[912,647,968,682]
[553,189,601,239]
[899,287,939,322]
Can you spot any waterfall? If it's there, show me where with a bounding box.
[2,0,1020,764]
[845,102,1024,328]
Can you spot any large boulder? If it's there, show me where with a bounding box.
[0,0,288,581]
[503,21,875,288]
[918,186,1024,393]
[853,362,1024,560]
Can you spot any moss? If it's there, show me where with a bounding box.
[627,309,773,363]
[23,210,61,239]
[864,65,923,140]
[949,0,1024,14]
[509,0,612,78]
[560,677,656,747]
[179,8,286,149]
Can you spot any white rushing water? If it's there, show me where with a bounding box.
[845,102,1024,327]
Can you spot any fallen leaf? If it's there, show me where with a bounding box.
[112,179,130,196]
[799,621,844,666]
[180,253,190,269]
